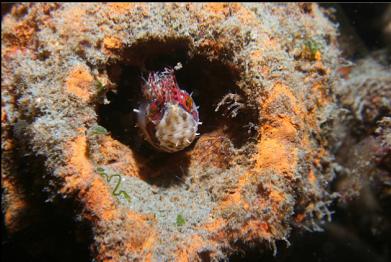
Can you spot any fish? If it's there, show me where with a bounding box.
[134,67,201,152]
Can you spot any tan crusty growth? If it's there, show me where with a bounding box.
[2,3,342,261]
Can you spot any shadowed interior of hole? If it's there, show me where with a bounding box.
[97,39,258,179]
[175,56,259,148]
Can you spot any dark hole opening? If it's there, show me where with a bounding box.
[97,38,259,178]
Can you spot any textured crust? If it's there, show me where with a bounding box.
[2,3,340,261]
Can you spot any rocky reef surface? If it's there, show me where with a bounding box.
[1,3,389,261]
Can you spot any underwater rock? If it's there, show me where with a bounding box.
[334,53,391,202]
[2,3,343,261]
